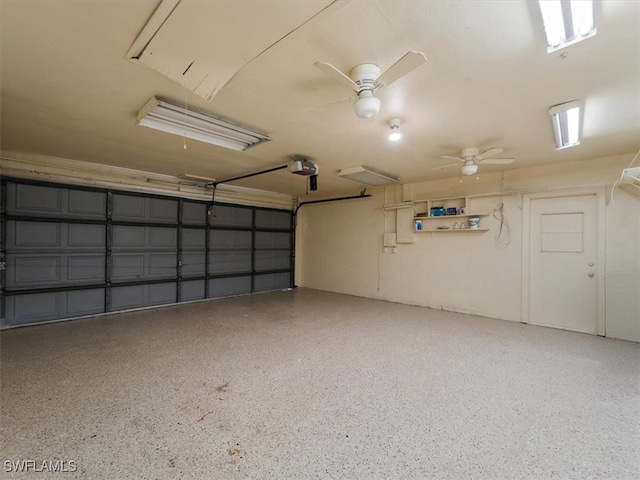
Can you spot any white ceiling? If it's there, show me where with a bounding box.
[1,0,639,197]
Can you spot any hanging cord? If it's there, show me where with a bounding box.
[493,201,511,246]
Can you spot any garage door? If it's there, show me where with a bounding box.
[0,179,293,327]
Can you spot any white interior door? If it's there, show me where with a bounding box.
[525,193,603,335]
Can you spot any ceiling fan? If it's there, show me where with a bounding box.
[313,51,427,119]
[437,147,515,175]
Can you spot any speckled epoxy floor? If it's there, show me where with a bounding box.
[1,288,638,479]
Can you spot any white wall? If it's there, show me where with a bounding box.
[297,153,640,342]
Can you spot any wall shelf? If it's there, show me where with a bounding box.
[412,196,490,233]
[414,212,489,220]
[415,228,489,233]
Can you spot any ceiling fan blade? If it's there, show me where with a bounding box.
[314,62,358,90]
[478,158,515,165]
[433,163,460,170]
[476,147,503,160]
[374,51,427,89]
[439,155,464,162]
[301,95,355,111]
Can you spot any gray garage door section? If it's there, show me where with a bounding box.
[3,183,106,325]
[254,210,292,291]
[1,180,293,327]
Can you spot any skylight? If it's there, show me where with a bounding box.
[538,0,597,52]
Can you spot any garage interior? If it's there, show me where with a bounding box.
[1,1,639,478]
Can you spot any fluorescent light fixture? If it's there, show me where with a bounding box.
[549,100,582,149]
[338,165,398,186]
[538,0,596,52]
[136,97,270,151]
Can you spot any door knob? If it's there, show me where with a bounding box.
[588,262,595,267]
[588,272,595,277]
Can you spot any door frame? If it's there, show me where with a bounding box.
[521,188,606,336]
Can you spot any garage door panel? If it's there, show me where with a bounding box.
[183,202,207,225]
[209,230,252,250]
[148,253,177,278]
[67,256,105,281]
[182,252,206,276]
[8,221,61,248]
[255,251,290,271]
[149,227,177,248]
[111,285,145,310]
[6,253,106,288]
[254,272,290,292]
[67,289,105,316]
[112,195,178,223]
[149,198,178,223]
[208,276,251,298]
[112,253,176,281]
[255,231,290,250]
[112,226,177,250]
[111,283,177,311]
[112,194,144,220]
[7,222,105,251]
[209,205,252,227]
[112,254,145,280]
[4,288,105,326]
[255,210,291,229]
[181,280,205,301]
[8,183,62,214]
[182,228,206,249]
[7,292,60,324]
[68,224,105,248]
[68,190,107,217]
[6,255,60,286]
[112,225,145,248]
[148,282,177,305]
[209,251,251,274]
[7,184,106,219]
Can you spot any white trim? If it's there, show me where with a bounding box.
[0,151,295,210]
[521,188,606,335]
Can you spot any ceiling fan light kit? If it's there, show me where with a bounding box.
[461,161,479,176]
[314,51,426,119]
[354,90,381,119]
[438,146,515,176]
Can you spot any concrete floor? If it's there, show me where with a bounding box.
[1,288,638,479]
